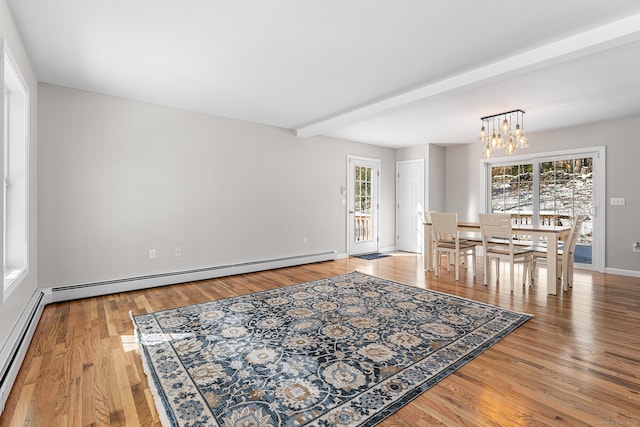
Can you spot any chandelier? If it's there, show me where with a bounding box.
[478,109,528,158]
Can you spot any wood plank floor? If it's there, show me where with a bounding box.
[1,253,639,426]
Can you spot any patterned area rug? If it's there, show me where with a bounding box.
[132,272,532,426]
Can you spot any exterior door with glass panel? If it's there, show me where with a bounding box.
[538,158,595,268]
[348,156,379,255]
[488,152,601,270]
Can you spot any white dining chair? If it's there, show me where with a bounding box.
[530,214,586,291]
[478,213,533,291]
[429,211,476,281]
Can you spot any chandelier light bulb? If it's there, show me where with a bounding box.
[497,133,504,149]
[501,118,510,134]
[484,143,493,158]
[478,125,487,141]
[514,124,522,136]
[506,137,516,155]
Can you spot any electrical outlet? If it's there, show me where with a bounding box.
[633,242,640,253]
[303,236,309,244]
[175,246,182,257]
[149,249,156,259]
[610,197,626,206]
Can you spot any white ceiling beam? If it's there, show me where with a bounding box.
[296,13,640,139]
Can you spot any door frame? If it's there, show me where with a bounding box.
[479,146,605,272]
[347,155,380,255]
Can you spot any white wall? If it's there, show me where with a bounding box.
[428,144,446,212]
[445,115,640,272]
[0,0,39,355]
[38,84,396,287]
[445,143,481,222]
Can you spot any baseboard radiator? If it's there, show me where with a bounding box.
[0,289,50,414]
[50,250,337,302]
[0,250,336,415]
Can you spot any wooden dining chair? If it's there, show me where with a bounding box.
[478,213,533,291]
[531,214,586,291]
[429,211,476,281]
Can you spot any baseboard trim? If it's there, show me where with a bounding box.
[605,267,640,278]
[50,251,337,303]
[1,251,337,415]
[0,288,51,414]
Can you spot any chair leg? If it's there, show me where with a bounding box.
[529,259,533,286]
[454,252,460,281]
[435,251,440,277]
[471,249,476,277]
[509,261,515,292]
[523,257,533,287]
[495,259,500,285]
[566,256,574,289]
[483,255,489,286]
[531,256,536,283]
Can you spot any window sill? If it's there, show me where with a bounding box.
[3,267,26,302]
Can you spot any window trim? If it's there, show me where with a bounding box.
[1,39,30,302]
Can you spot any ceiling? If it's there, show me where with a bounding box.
[7,0,640,148]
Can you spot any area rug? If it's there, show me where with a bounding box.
[353,253,390,260]
[132,272,531,426]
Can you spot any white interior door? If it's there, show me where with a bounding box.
[347,156,379,255]
[396,160,424,253]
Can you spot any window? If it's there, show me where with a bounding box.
[481,147,605,271]
[490,163,533,220]
[489,158,593,249]
[354,165,373,242]
[2,40,29,302]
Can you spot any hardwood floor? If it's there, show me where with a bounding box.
[1,253,639,426]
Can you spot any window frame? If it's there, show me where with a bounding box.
[1,39,30,302]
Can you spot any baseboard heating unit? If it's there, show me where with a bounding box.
[0,250,336,416]
[50,250,337,302]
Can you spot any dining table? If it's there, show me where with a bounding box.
[424,221,572,295]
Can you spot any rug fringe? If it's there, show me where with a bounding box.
[130,310,175,427]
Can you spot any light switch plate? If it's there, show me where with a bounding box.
[610,197,626,206]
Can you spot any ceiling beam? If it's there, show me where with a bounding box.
[296,13,640,139]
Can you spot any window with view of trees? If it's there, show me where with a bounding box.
[539,158,593,246]
[491,163,533,219]
[489,157,593,264]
